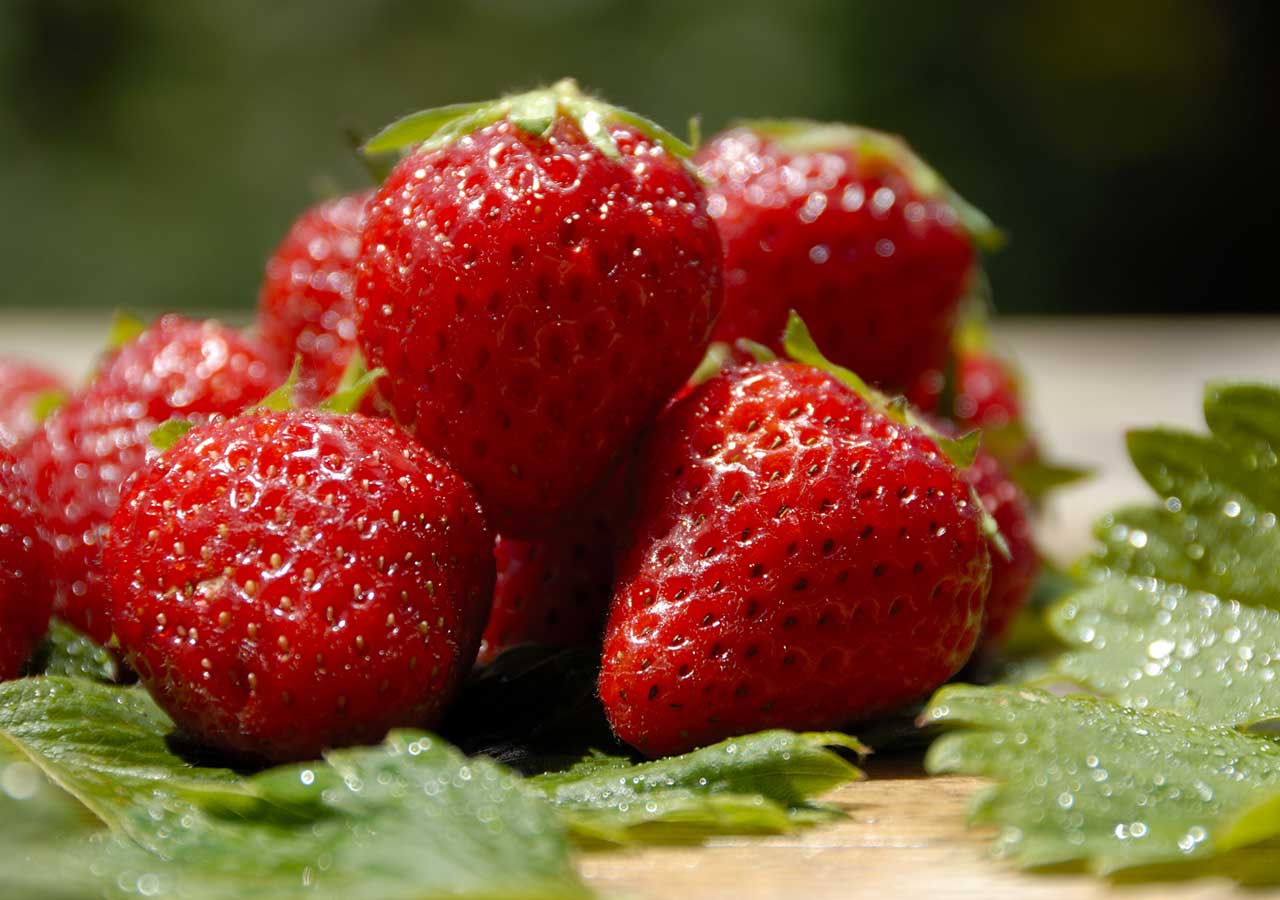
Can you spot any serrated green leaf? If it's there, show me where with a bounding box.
[1087,504,1280,612]
[1127,428,1280,520]
[93,730,591,900]
[1051,579,1280,729]
[531,730,864,845]
[924,685,1280,874]
[0,678,243,853]
[1008,459,1092,501]
[0,743,103,898]
[1203,382,1280,453]
[26,620,120,682]
[0,677,589,899]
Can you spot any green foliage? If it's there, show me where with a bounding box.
[1053,580,1280,729]
[531,731,865,845]
[363,78,692,162]
[0,672,864,897]
[26,621,121,682]
[924,685,1280,874]
[928,381,1280,881]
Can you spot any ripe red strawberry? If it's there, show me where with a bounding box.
[0,449,53,680]
[479,530,612,665]
[19,315,284,644]
[599,358,991,757]
[0,358,67,448]
[356,80,722,534]
[257,191,380,409]
[696,122,999,390]
[107,409,494,763]
[965,449,1037,654]
[910,348,1037,466]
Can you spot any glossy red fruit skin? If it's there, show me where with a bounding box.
[600,361,991,757]
[965,450,1037,653]
[257,191,378,409]
[357,117,723,535]
[18,316,284,644]
[0,358,67,448]
[481,519,616,665]
[909,350,1037,467]
[697,127,975,390]
[107,410,494,764]
[0,450,53,680]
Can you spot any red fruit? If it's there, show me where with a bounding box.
[965,449,1037,653]
[0,450,53,680]
[909,350,1037,467]
[0,358,67,448]
[107,409,494,763]
[599,361,991,756]
[481,519,617,665]
[697,123,996,390]
[357,82,722,534]
[258,191,380,409]
[19,315,284,644]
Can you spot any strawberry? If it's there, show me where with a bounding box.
[910,348,1037,467]
[965,449,1037,654]
[599,347,991,756]
[356,80,722,534]
[107,409,494,763]
[0,449,52,680]
[0,358,67,448]
[18,315,285,644]
[257,190,380,409]
[479,530,612,665]
[696,121,999,390]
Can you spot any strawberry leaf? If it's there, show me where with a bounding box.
[0,677,590,899]
[24,621,120,682]
[531,731,866,846]
[1008,459,1092,501]
[0,744,101,898]
[924,685,1280,874]
[1051,579,1280,730]
[1085,387,1280,611]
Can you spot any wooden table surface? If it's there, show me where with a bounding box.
[3,314,1279,899]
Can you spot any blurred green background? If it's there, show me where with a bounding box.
[0,0,1272,316]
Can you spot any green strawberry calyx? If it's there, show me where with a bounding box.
[741,118,1004,252]
[362,78,693,163]
[149,354,386,452]
[782,312,1009,558]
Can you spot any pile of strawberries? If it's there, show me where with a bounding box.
[0,80,1043,763]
